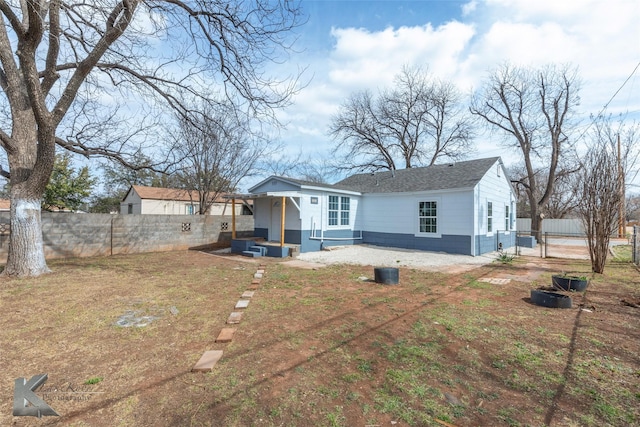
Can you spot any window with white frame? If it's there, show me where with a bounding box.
[328,195,350,226]
[487,201,493,233]
[186,204,196,215]
[505,205,510,230]
[340,197,350,225]
[418,201,437,233]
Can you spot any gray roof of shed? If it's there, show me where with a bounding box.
[334,157,502,193]
[277,177,337,189]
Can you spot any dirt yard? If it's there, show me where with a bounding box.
[1,249,638,426]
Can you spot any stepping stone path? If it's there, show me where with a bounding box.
[226,312,243,324]
[215,328,236,343]
[478,277,511,285]
[192,350,223,372]
[235,299,250,309]
[192,263,267,372]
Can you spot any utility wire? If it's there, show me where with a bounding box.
[576,60,640,142]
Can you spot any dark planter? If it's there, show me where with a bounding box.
[530,289,572,309]
[552,275,589,292]
[374,267,399,285]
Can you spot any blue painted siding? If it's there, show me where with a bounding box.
[363,231,471,255]
[475,231,516,255]
[497,232,516,251]
[254,227,268,239]
[300,229,362,253]
[254,227,301,244]
[284,229,302,244]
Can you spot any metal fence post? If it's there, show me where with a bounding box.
[634,225,639,266]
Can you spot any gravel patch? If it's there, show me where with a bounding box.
[295,244,500,272]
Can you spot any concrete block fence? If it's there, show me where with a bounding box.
[0,212,254,263]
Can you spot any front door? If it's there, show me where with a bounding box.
[270,199,282,242]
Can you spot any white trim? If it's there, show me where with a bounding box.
[326,195,351,229]
[414,197,442,238]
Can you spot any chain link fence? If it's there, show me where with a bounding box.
[518,229,635,261]
[516,231,591,259]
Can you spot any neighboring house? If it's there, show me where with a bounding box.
[121,185,252,216]
[0,199,9,212]
[246,157,516,256]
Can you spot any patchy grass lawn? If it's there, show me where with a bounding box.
[1,250,639,426]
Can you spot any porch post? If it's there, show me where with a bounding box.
[232,198,236,239]
[280,196,286,247]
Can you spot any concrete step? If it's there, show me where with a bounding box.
[241,250,261,257]
[249,246,268,256]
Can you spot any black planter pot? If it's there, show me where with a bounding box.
[374,267,399,285]
[530,289,572,309]
[552,275,589,292]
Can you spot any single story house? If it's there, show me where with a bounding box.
[121,185,252,216]
[244,157,516,256]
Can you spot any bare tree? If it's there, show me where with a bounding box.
[627,194,640,223]
[330,66,474,173]
[510,164,580,219]
[101,154,177,195]
[0,1,303,276]
[171,101,272,215]
[471,63,580,242]
[575,120,625,273]
[263,151,334,183]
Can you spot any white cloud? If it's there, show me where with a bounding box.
[328,21,476,90]
[462,1,478,16]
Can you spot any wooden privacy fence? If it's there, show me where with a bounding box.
[0,212,254,263]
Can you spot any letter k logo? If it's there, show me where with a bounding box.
[13,374,59,417]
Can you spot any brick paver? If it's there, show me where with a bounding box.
[215,328,236,343]
[227,312,243,324]
[235,299,250,309]
[478,277,511,285]
[192,350,223,372]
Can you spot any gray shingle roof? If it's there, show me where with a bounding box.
[334,157,501,193]
[279,177,337,189]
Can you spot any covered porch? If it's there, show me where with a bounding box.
[224,192,302,258]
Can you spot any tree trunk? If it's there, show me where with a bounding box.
[528,193,542,243]
[2,108,54,277]
[3,197,50,277]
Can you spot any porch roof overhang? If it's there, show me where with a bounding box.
[223,191,303,199]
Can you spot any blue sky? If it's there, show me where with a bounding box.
[252,0,640,191]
